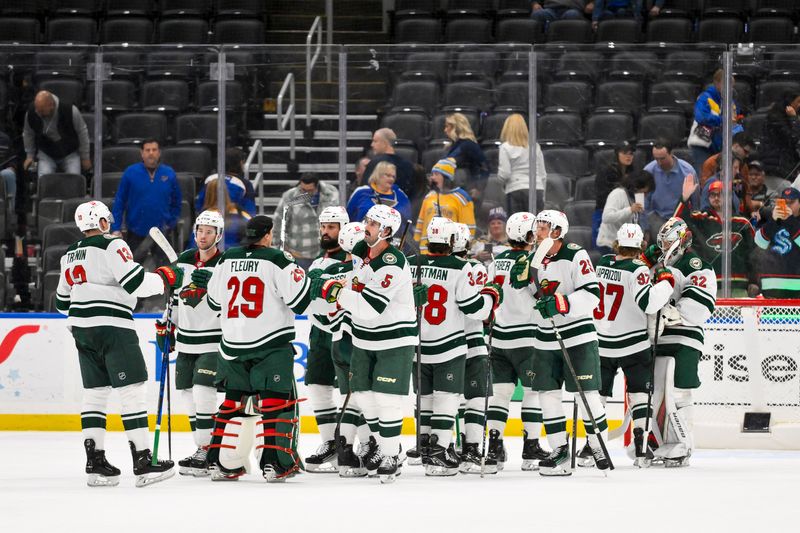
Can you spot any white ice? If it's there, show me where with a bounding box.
[1,432,799,532]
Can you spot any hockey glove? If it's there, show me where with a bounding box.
[179,285,207,308]
[641,244,661,268]
[654,267,675,288]
[156,265,183,291]
[535,293,570,319]
[480,282,503,310]
[509,255,533,289]
[413,284,429,307]
[310,277,343,303]
[190,268,212,289]
[308,268,324,280]
[155,320,175,353]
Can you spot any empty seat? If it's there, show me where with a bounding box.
[380,110,430,147]
[542,147,590,177]
[115,113,168,144]
[497,0,532,16]
[141,79,190,113]
[555,52,603,82]
[176,114,219,145]
[543,81,593,114]
[157,17,209,44]
[213,19,264,44]
[161,0,211,16]
[214,0,266,17]
[596,80,644,115]
[564,200,595,227]
[596,19,641,43]
[455,51,499,78]
[89,80,137,112]
[663,50,713,82]
[544,173,572,209]
[638,113,687,145]
[46,17,97,44]
[403,51,450,83]
[608,51,659,81]
[756,80,800,110]
[146,51,198,79]
[101,17,153,44]
[38,79,84,106]
[0,17,40,44]
[446,0,493,17]
[106,0,154,16]
[584,113,634,148]
[734,80,755,114]
[443,80,494,112]
[496,18,543,45]
[445,18,492,44]
[104,51,145,81]
[755,0,799,18]
[537,112,583,145]
[102,145,142,172]
[391,80,440,115]
[698,18,744,44]
[39,173,86,199]
[99,172,124,197]
[565,225,592,250]
[704,0,750,18]
[744,111,769,144]
[395,0,438,17]
[61,197,86,224]
[197,80,244,112]
[574,176,595,201]
[42,222,83,250]
[481,110,520,141]
[547,19,593,43]
[496,80,528,110]
[395,17,440,43]
[35,51,87,79]
[161,146,213,178]
[646,18,693,43]
[52,0,100,16]
[768,51,800,78]
[648,81,699,115]
[749,17,795,44]
[43,244,69,275]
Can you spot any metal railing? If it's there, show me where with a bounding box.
[243,139,265,214]
[277,71,297,158]
[306,15,323,129]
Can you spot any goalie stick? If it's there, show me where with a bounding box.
[280,192,313,253]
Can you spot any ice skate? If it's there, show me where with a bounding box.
[576,441,595,468]
[458,442,498,475]
[178,447,209,477]
[487,429,507,471]
[84,439,120,487]
[209,464,246,481]
[405,433,429,466]
[360,436,382,477]
[337,436,367,478]
[632,428,652,468]
[424,435,460,477]
[130,442,174,487]
[262,461,300,483]
[521,430,550,471]
[305,439,338,473]
[539,444,572,477]
[591,444,610,473]
[378,454,401,484]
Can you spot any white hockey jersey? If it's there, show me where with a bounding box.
[207,246,310,359]
[307,249,348,333]
[464,258,489,359]
[410,254,492,364]
[594,255,673,358]
[168,248,223,354]
[487,248,538,350]
[56,234,164,329]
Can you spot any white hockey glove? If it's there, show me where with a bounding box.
[648,304,682,343]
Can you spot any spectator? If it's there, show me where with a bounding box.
[414,158,476,253]
[361,128,415,199]
[111,139,182,265]
[597,170,655,254]
[745,160,776,225]
[700,132,753,188]
[644,138,699,240]
[532,0,593,25]
[469,207,510,267]
[23,90,92,178]
[497,113,546,214]
[699,156,743,213]
[676,177,759,297]
[753,187,800,298]
[760,92,800,180]
[688,69,743,176]
[0,130,16,212]
[349,155,371,197]
[198,178,252,250]
[592,0,641,28]
[195,147,256,215]
[347,161,412,224]
[648,0,664,17]
[444,113,489,202]
[594,140,634,246]
[273,173,339,269]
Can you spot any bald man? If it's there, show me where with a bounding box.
[362,127,416,199]
[23,90,91,178]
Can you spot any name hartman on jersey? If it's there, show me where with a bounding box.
[595,266,622,282]
[65,249,87,264]
[230,259,259,273]
[417,266,450,281]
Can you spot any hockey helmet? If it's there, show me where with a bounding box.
[194,210,225,244]
[657,217,692,266]
[506,211,536,243]
[74,200,114,233]
[426,216,456,246]
[365,204,402,244]
[535,209,569,239]
[616,223,644,249]
[319,205,349,227]
[452,222,472,253]
[338,222,366,253]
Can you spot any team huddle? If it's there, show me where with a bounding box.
[56,198,716,487]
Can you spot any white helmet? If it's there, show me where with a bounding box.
[194,210,225,244]
[616,223,644,249]
[426,216,455,245]
[506,211,535,243]
[657,217,692,265]
[319,205,349,227]
[338,222,366,253]
[365,204,402,246]
[452,222,471,253]
[536,209,569,239]
[74,200,113,233]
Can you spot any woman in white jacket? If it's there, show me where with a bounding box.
[497,114,547,213]
[597,170,655,254]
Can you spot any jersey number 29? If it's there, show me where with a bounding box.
[227,276,265,318]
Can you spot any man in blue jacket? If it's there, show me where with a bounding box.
[111,138,182,264]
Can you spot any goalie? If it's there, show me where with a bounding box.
[639,217,717,467]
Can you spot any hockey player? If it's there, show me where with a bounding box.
[56,200,179,487]
[304,206,350,472]
[486,212,550,471]
[590,223,674,466]
[314,204,418,483]
[156,210,224,477]
[451,222,499,473]
[410,217,501,476]
[206,215,311,482]
[510,210,607,476]
[640,217,717,467]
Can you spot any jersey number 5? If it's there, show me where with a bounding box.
[227,276,265,318]
[65,265,87,286]
[593,282,623,321]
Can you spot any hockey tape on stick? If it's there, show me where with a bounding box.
[148,227,178,263]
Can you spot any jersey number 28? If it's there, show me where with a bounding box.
[227,276,265,318]
[593,282,623,321]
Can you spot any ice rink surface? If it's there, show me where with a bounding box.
[2,432,799,532]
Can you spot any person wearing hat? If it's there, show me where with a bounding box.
[676,176,759,297]
[594,140,635,247]
[469,207,510,267]
[273,172,339,270]
[744,160,777,225]
[414,158,476,253]
[699,155,743,213]
[754,186,800,298]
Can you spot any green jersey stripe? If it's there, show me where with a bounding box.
[362,290,388,315]
[121,268,145,294]
[118,264,143,287]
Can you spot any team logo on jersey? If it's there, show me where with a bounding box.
[567,243,581,250]
[384,254,397,265]
[689,257,703,270]
[284,251,294,261]
[292,268,304,282]
[705,232,743,253]
[538,279,561,296]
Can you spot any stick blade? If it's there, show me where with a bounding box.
[530,238,553,269]
[148,227,179,263]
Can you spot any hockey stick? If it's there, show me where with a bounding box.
[570,399,578,469]
[479,315,495,478]
[280,192,313,253]
[148,227,179,264]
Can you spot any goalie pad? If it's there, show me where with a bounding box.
[207,396,260,475]
[650,357,693,460]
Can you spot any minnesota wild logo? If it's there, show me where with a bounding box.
[539,279,561,296]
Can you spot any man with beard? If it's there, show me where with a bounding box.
[304,206,351,471]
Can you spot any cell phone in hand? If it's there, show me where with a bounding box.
[634,192,645,207]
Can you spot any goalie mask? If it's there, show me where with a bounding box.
[194,210,225,245]
[338,222,366,253]
[75,200,114,233]
[452,222,472,253]
[657,217,692,266]
[426,216,455,246]
[506,212,535,243]
[364,204,402,246]
[535,209,569,239]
